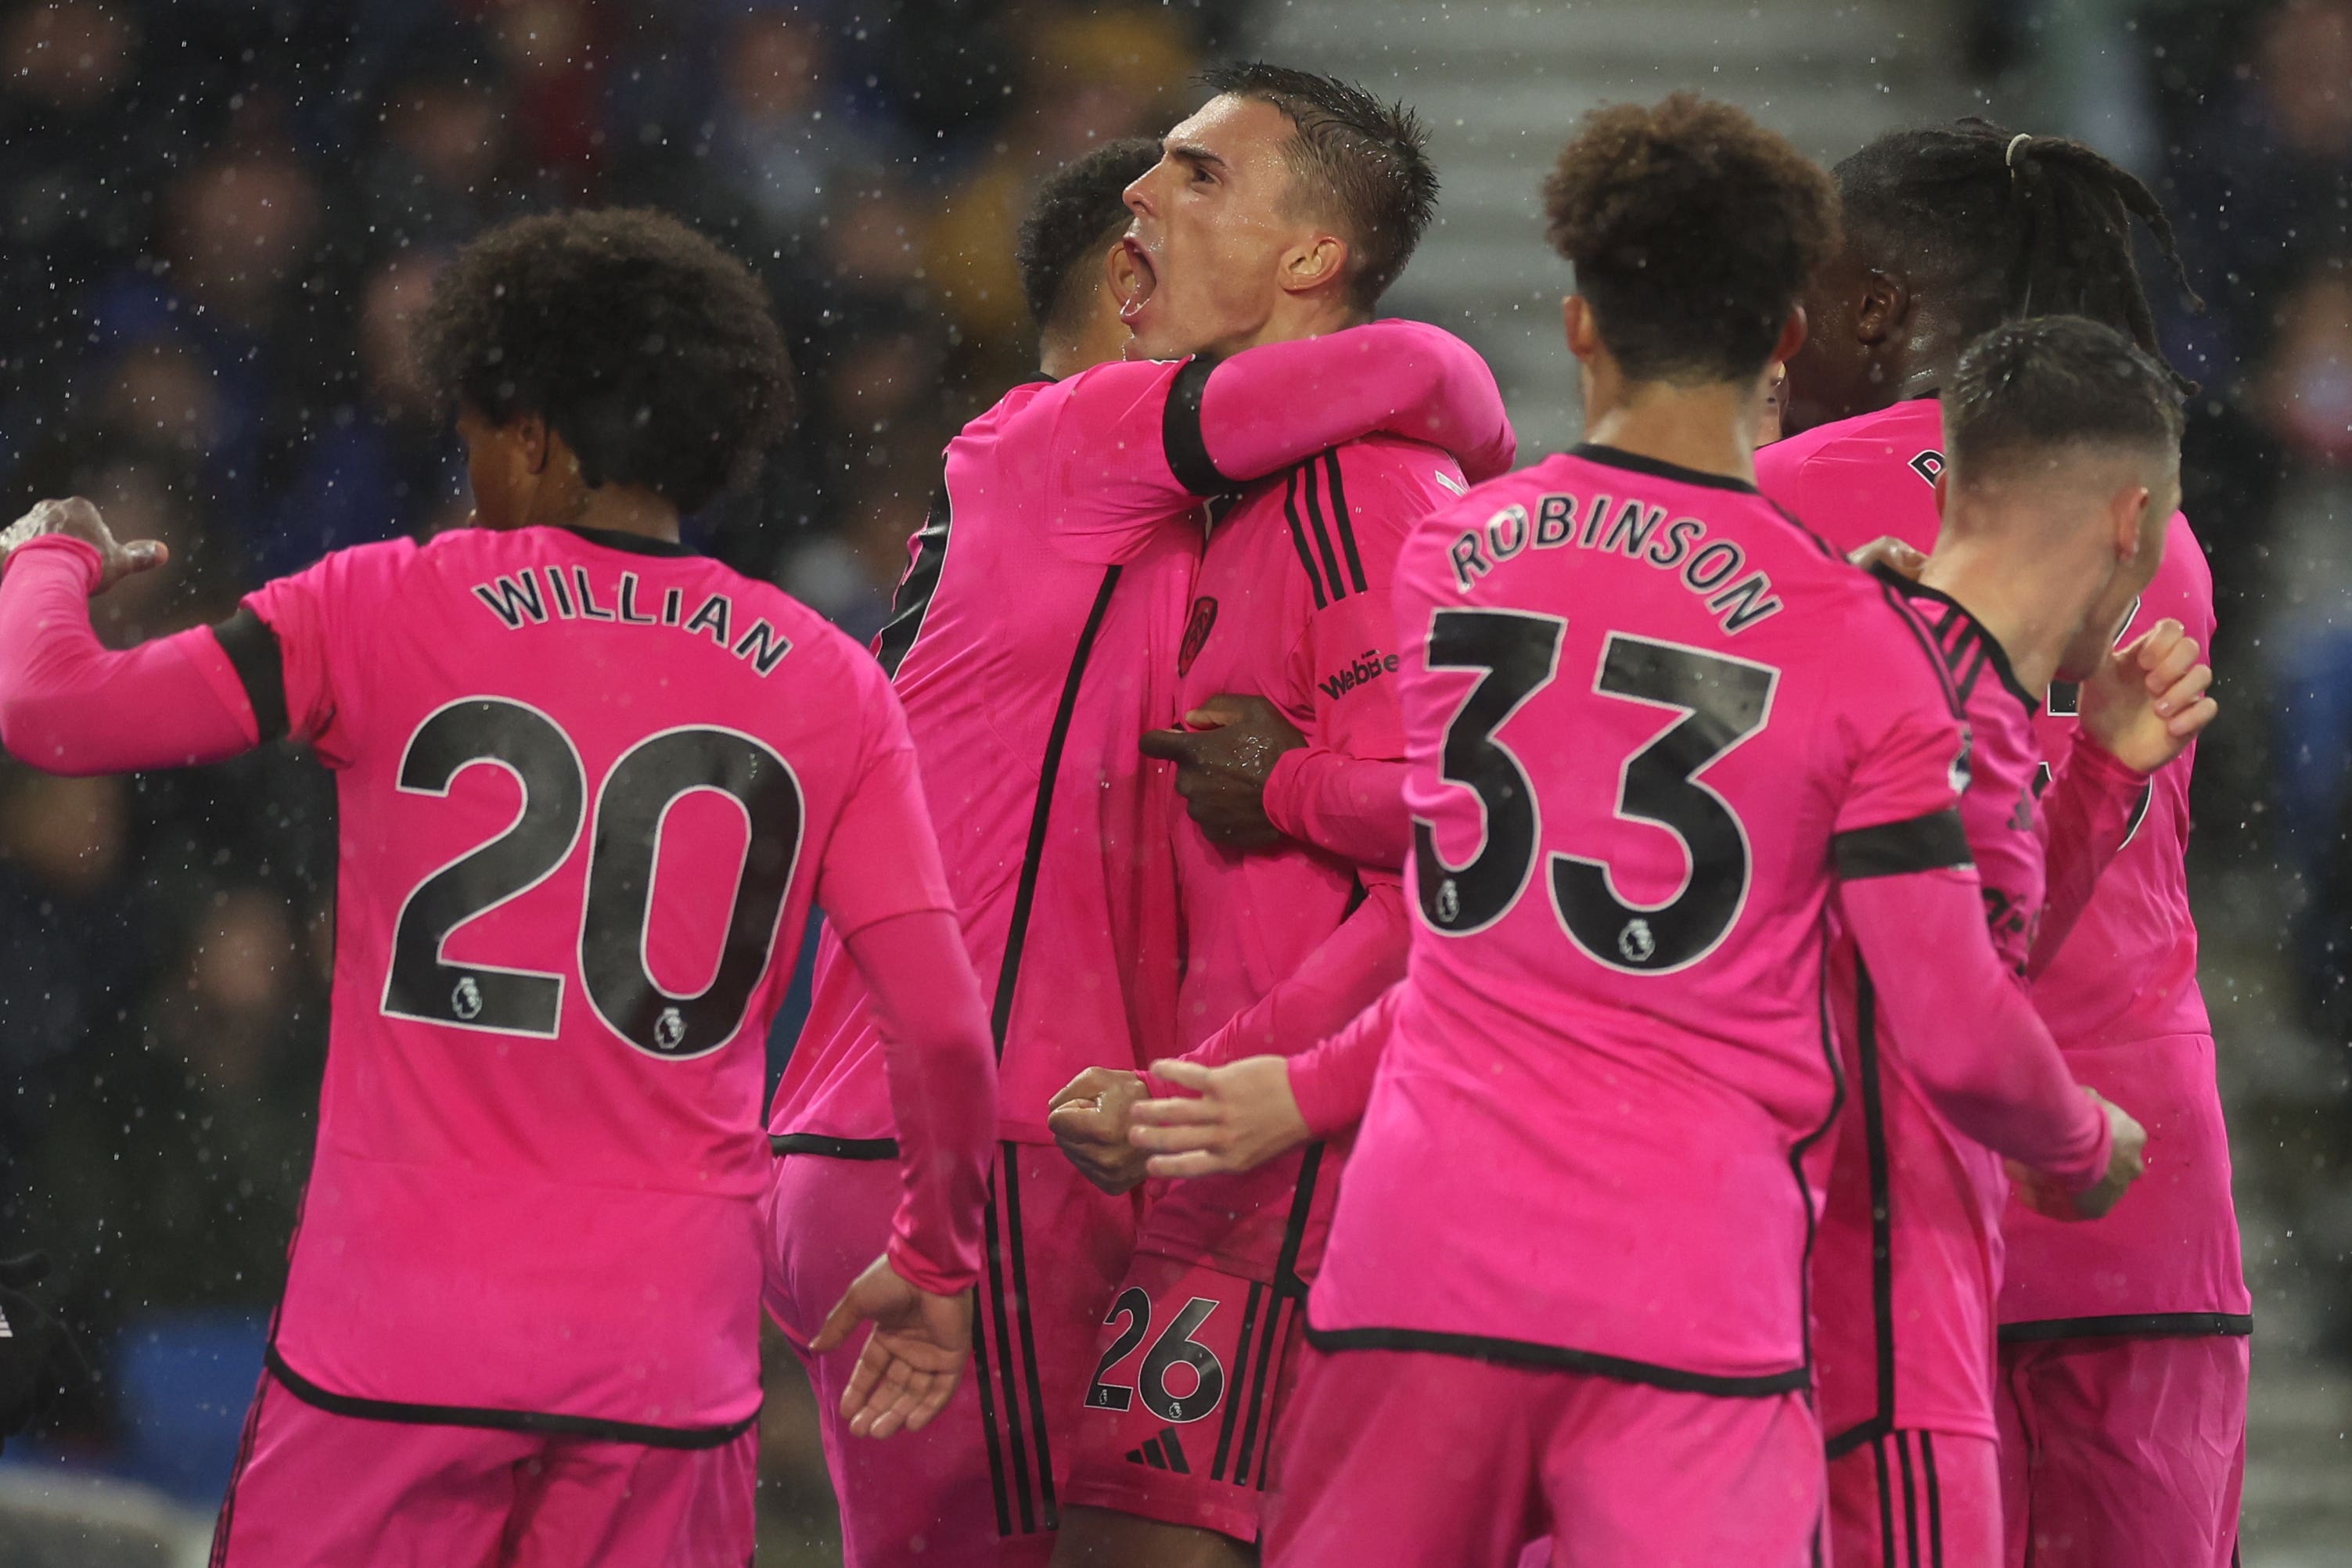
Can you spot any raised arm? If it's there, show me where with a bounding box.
[2031,617,2216,976]
[0,522,261,775]
[1046,320,1515,563]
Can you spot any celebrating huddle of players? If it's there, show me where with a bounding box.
[0,55,2248,1568]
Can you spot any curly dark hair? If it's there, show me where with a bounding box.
[1015,137,1163,333]
[1836,120,2199,393]
[1202,62,1437,310]
[1944,315,2185,482]
[1543,94,1841,385]
[414,208,797,516]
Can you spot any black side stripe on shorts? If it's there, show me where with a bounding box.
[1921,1430,1946,1568]
[875,477,958,680]
[1207,1281,1266,1483]
[1897,1430,1923,1568]
[263,1347,757,1448]
[976,1159,1039,1534]
[210,607,289,743]
[1229,1292,1295,1490]
[1825,966,1896,1462]
[1873,1435,1899,1568]
[1833,810,1973,881]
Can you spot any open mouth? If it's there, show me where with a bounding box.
[1119,236,1159,322]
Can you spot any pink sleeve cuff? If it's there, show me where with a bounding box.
[8,534,105,589]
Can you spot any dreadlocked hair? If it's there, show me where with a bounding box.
[1834,118,2203,394]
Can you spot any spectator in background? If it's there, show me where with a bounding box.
[924,6,1192,376]
[356,34,532,255]
[0,0,149,413]
[259,250,464,577]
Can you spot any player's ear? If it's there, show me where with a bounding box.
[2107,480,2152,564]
[1771,308,1807,370]
[517,414,551,477]
[1562,296,1602,363]
[1282,233,1348,297]
[1933,467,1950,521]
[1854,268,1908,347]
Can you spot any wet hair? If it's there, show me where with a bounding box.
[1016,137,1163,333]
[415,208,797,515]
[1543,92,1841,385]
[1943,315,2185,485]
[1835,119,2201,392]
[1199,61,1437,309]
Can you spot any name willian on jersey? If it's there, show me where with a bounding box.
[1445,490,1783,634]
[469,565,793,675]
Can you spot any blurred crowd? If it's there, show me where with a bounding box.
[2,0,2350,1540]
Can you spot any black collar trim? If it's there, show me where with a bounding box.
[1570,443,1760,494]
[558,523,695,558]
[1884,573,2041,715]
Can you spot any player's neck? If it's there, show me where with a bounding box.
[1918,530,2084,698]
[1581,379,1762,487]
[1224,295,1365,357]
[558,485,682,546]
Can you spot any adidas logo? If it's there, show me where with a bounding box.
[1124,1425,1193,1475]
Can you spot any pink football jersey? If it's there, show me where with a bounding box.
[1814,581,2045,1446]
[1143,434,1460,1285]
[1307,446,1977,1386]
[246,523,958,1437]
[770,380,1196,1149]
[1758,402,2250,1331]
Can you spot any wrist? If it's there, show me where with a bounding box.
[5,535,104,592]
[1261,746,1308,840]
[2069,725,2156,784]
[886,1233,977,1298]
[1285,1052,1347,1140]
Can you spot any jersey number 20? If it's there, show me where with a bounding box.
[1412,608,1775,973]
[381,697,803,1058]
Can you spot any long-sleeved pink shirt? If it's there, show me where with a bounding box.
[0,527,996,1440]
[1307,446,2109,1391]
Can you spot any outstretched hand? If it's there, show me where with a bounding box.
[810,1254,973,1440]
[2076,617,2216,773]
[1126,1056,1311,1180]
[1138,695,1306,850]
[0,498,168,594]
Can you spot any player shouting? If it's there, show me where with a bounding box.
[1037,64,1509,1568]
[765,131,1511,1567]
[1240,95,2140,1568]
[0,210,998,1567]
[1764,121,2250,1568]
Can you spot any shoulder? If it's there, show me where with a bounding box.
[1322,435,1470,541]
[250,534,425,614]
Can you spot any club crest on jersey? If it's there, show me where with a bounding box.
[451,975,484,1022]
[1178,596,1219,677]
[655,1007,687,1052]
